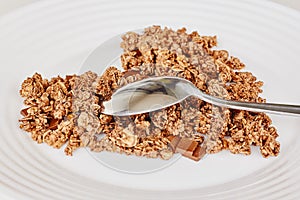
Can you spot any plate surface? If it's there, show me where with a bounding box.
[0,0,300,199]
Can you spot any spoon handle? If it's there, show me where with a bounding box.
[200,93,300,116]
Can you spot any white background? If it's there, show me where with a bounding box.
[0,0,300,16]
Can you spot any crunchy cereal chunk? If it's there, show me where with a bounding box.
[19,73,76,151]
[19,71,105,155]
[20,73,49,105]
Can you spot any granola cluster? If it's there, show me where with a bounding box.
[20,73,77,154]
[19,26,280,161]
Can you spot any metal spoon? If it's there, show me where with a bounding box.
[102,76,300,116]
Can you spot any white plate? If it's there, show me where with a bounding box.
[0,0,300,199]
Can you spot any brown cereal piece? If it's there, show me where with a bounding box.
[95,66,122,101]
[97,124,173,159]
[19,73,75,149]
[121,51,144,70]
[72,71,101,114]
[121,27,218,82]
[226,72,265,102]
[98,114,115,134]
[64,133,82,156]
[224,110,280,157]
[109,126,138,148]
[226,56,245,70]
[145,97,204,140]
[212,50,229,62]
[20,73,49,106]
[19,71,106,156]
[42,118,75,149]
[215,59,233,83]
[204,106,230,154]
[89,109,174,159]
[73,70,123,155]
[70,71,102,153]
[191,34,217,50]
